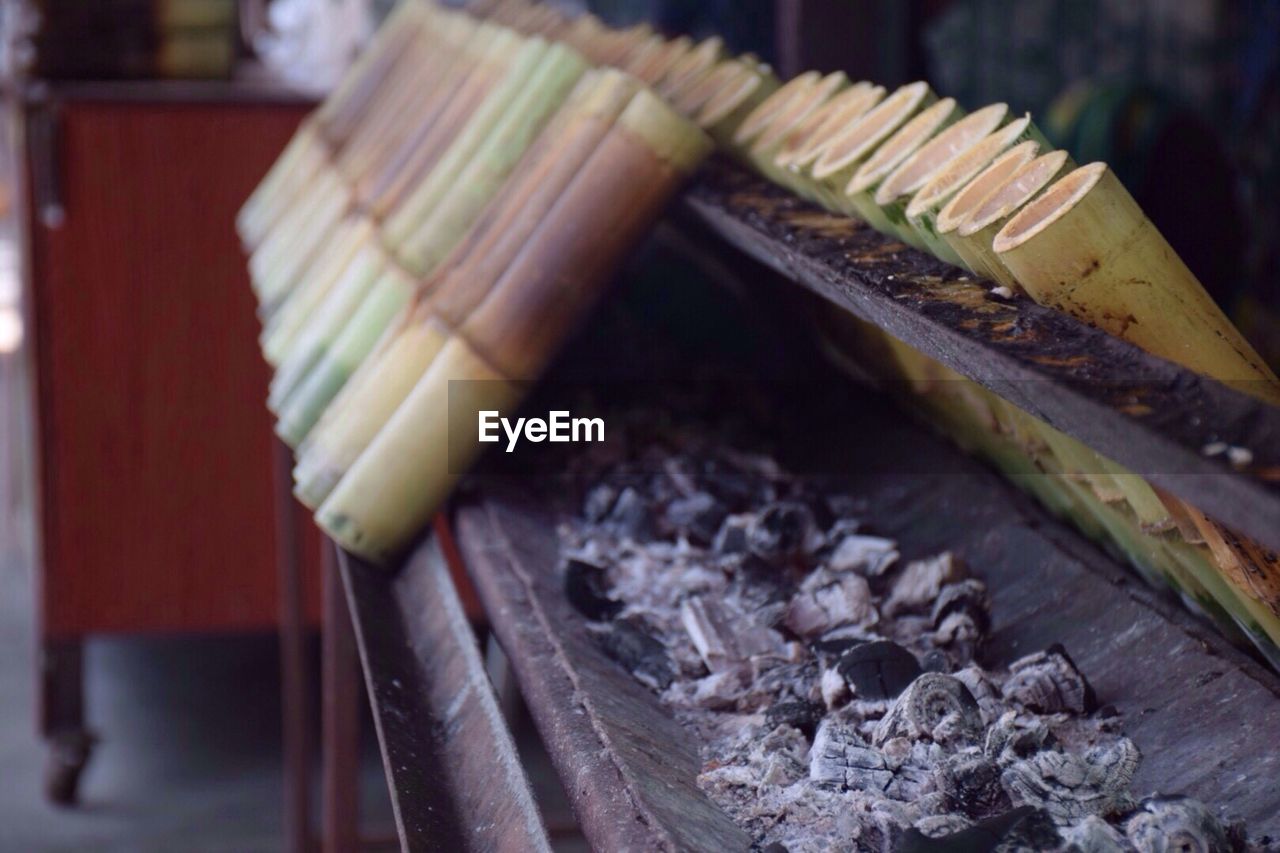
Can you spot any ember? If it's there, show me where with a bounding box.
[558,432,1253,852]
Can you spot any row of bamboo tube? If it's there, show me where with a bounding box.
[456,0,1280,666]
[238,1,713,563]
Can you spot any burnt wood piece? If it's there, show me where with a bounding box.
[337,539,551,852]
[681,158,1280,552]
[454,501,755,853]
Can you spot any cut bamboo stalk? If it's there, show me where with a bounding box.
[267,243,390,413]
[992,162,1280,401]
[808,82,936,214]
[747,71,848,184]
[842,96,964,230]
[380,37,553,255]
[316,89,712,563]
[294,70,644,506]
[949,149,1074,286]
[261,215,376,367]
[623,35,691,86]
[774,83,885,201]
[671,58,739,119]
[730,71,822,155]
[696,61,780,147]
[870,103,1010,248]
[934,141,1041,273]
[654,36,725,100]
[251,171,354,314]
[904,114,1040,264]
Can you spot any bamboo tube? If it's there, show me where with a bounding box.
[316,89,712,563]
[261,215,376,367]
[696,61,780,147]
[730,71,822,155]
[774,83,885,200]
[671,58,740,119]
[267,243,390,413]
[870,103,1010,248]
[948,149,1074,286]
[380,37,552,255]
[293,70,645,506]
[746,71,848,183]
[841,97,964,231]
[622,35,691,86]
[282,70,640,460]
[934,141,1040,272]
[250,170,354,314]
[993,163,1280,401]
[395,42,588,275]
[655,36,725,100]
[808,82,935,213]
[904,114,1039,264]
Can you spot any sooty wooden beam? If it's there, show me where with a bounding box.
[681,158,1280,552]
[337,538,551,852]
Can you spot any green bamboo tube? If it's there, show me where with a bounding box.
[261,215,376,367]
[654,36,725,100]
[267,243,390,413]
[934,141,1040,273]
[283,70,640,465]
[807,82,936,214]
[948,150,1074,286]
[238,117,326,249]
[904,114,1040,264]
[624,35,691,86]
[293,70,645,506]
[775,83,885,200]
[841,97,963,231]
[380,37,552,254]
[250,170,353,313]
[316,89,712,563]
[696,62,780,147]
[870,103,1010,248]
[993,163,1280,401]
[747,71,849,183]
[670,58,733,118]
[394,42,588,276]
[730,71,822,155]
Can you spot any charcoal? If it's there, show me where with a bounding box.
[665,491,727,544]
[837,640,922,701]
[606,486,652,539]
[820,666,849,709]
[597,618,674,690]
[564,558,622,622]
[984,713,1052,766]
[873,673,982,748]
[714,513,753,553]
[1001,738,1140,824]
[732,553,795,609]
[932,580,991,637]
[583,483,618,523]
[1126,796,1231,853]
[1064,815,1130,853]
[748,501,819,562]
[827,534,900,577]
[921,650,951,674]
[1003,644,1097,714]
[885,552,968,616]
[823,517,863,546]
[935,752,1011,819]
[760,844,789,853]
[914,813,974,838]
[898,806,1058,853]
[681,596,784,671]
[810,720,903,793]
[765,700,824,738]
[810,635,866,660]
[784,568,877,637]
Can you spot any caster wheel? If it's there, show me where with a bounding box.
[44,729,97,806]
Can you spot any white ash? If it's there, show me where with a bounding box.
[559,441,1250,852]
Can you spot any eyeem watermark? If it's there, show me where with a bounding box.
[478,410,604,453]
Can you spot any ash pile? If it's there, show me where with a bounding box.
[558,434,1257,853]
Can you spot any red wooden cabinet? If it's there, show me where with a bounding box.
[20,83,321,801]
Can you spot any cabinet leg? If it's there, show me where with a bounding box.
[39,638,96,806]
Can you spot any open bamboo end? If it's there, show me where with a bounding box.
[618,88,713,173]
[732,71,821,147]
[811,82,930,180]
[658,35,725,97]
[696,65,762,128]
[874,103,1009,205]
[673,59,736,117]
[906,115,1031,219]
[982,153,1089,246]
[936,141,1040,235]
[773,82,871,168]
[752,71,847,154]
[786,84,885,170]
[846,95,955,193]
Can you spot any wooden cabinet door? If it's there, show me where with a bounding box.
[26,96,321,637]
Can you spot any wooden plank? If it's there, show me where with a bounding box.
[681,159,1280,552]
[454,501,755,853]
[337,538,551,853]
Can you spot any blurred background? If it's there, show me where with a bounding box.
[0,1,1277,851]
